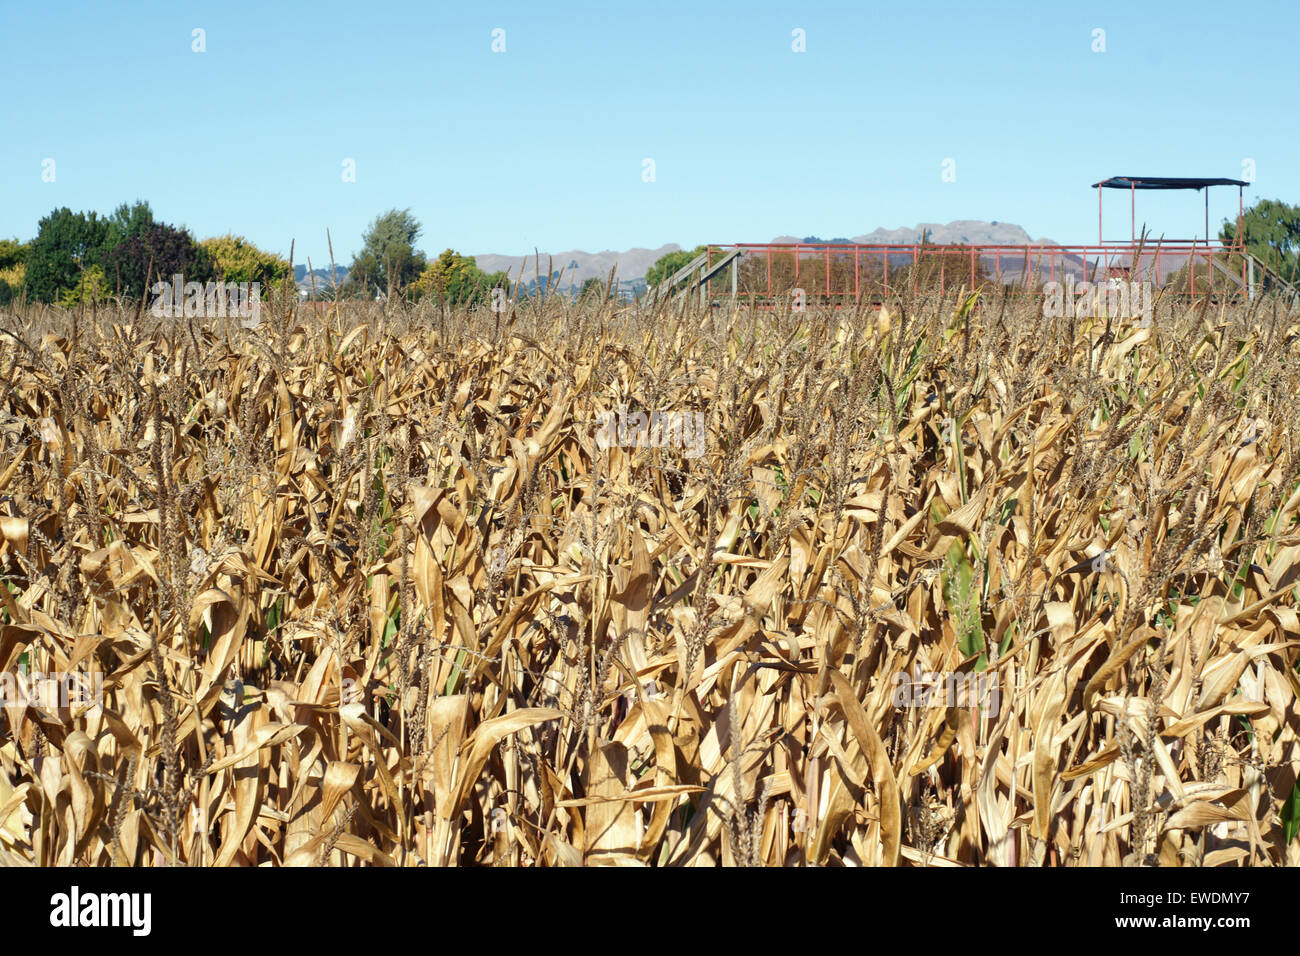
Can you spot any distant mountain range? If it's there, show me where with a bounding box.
[773,220,1060,247]
[467,222,1066,292]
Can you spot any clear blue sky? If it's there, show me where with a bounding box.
[2,0,1294,268]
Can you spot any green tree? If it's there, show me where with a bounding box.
[200,234,292,287]
[348,209,427,296]
[59,265,109,307]
[0,238,27,271]
[104,201,155,249]
[579,276,607,300]
[1220,198,1300,288]
[23,208,112,303]
[412,249,509,306]
[646,245,707,288]
[0,239,26,306]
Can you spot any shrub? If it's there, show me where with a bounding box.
[200,234,291,288]
[412,249,509,306]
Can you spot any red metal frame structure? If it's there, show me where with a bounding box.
[704,175,1251,304]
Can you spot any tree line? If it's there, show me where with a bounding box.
[2,199,1296,308]
[0,205,513,309]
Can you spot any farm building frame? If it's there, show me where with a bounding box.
[652,175,1293,307]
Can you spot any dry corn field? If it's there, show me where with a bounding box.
[0,287,1298,868]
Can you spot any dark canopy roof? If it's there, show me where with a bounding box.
[1092,176,1249,190]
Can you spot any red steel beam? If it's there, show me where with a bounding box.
[696,242,1240,305]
